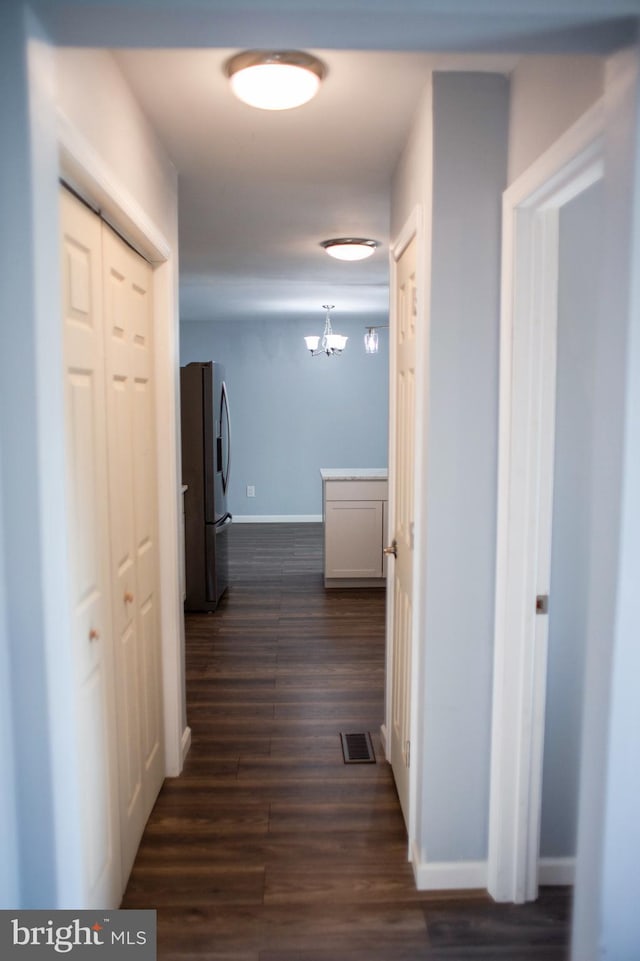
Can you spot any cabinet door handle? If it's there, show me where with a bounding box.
[89,628,100,641]
[383,540,397,558]
[124,591,134,604]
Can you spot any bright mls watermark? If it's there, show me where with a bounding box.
[0,911,156,959]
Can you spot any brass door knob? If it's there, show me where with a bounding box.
[89,628,100,641]
[124,591,134,604]
[383,540,397,558]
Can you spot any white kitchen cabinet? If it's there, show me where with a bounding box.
[321,470,388,587]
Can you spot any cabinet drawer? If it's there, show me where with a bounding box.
[324,479,388,501]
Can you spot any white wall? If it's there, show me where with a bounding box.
[508,55,604,183]
[180,314,389,518]
[56,48,177,239]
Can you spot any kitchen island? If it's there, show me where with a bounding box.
[320,468,389,587]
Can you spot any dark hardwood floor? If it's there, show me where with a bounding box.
[122,522,571,960]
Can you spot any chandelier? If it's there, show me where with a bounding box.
[304,305,348,357]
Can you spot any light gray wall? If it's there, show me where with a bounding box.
[572,46,640,961]
[0,17,180,907]
[0,435,19,906]
[508,55,604,184]
[540,181,603,859]
[421,72,509,862]
[0,2,61,906]
[391,71,509,865]
[180,314,389,517]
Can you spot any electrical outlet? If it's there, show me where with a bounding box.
[246,485,255,498]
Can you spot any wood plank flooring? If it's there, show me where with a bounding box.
[122,522,571,960]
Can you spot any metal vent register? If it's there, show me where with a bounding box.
[340,732,376,764]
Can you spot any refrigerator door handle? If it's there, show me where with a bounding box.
[217,512,233,530]
[221,380,231,495]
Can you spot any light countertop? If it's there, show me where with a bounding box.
[320,468,388,481]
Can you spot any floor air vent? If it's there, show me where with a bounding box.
[340,732,376,764]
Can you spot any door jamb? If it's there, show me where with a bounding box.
[488,101,604,903]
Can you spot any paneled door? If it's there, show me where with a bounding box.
[60,188,122,906]
[102,223,164,884]
[389,233,417,828]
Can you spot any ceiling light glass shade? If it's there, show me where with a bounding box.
[305,305,347,357]
[225,51,326,110]
[320,238,378,261]
[364,328,379,354]
[326,333,348,351]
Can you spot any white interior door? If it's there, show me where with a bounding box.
[388,232,418,828]
[102,223,164,884]
[60,188,122,906]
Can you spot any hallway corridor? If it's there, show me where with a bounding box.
[122,523,570,959]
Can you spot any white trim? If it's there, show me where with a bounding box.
[181,725,192,767]
[379,723,388,760]
[538,857,575,887]
[57,109,170,263]
[488,99,605,905]
[232,514,322,523]
[57,114,187,781]
[412,844,488,891]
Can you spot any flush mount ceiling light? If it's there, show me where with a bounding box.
[320,238,379,261]
[304,304,348,357]
[225,50,326,111]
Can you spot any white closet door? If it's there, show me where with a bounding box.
[60,188,121,907]
[102,224,164,883]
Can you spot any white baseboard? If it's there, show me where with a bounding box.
[379,723,388,760]
[412,843,488,891]
[410,851,573,894]
[538,857,575,886]
[232,514,323,523]
[181,725,192,766]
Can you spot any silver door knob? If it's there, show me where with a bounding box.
[383,540,397,558]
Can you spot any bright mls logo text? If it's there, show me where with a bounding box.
[11,918,148,953]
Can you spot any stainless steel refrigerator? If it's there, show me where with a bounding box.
[180,361,232,611]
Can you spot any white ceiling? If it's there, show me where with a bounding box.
[115,49,519,324]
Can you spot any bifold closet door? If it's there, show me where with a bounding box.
[60,188,122,906]
[102,222,165,884]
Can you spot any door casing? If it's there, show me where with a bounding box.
[488,100,605,904]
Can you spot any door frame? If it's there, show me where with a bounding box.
[487,100,604,904]
[57,112,189,780]
[384,204,427,865]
